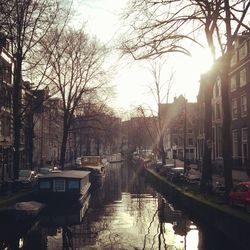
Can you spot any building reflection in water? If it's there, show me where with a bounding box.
[157,194,199,250]
[0,162,241,250]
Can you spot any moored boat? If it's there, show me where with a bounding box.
[37,170,91,205]
[0,200,45,223]
[41,194,90,226]
[108,153,123,163]
[77,155,106,186]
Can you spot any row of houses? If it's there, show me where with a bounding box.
[155,32,250,176]
[124,32,249,176]
[0,33,65,184]
[197,32,250,172]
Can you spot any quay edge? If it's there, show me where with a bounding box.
[145,168,250,250]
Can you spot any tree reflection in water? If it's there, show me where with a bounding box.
[0,162,241,249]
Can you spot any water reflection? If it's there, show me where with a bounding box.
[0,161,242,249]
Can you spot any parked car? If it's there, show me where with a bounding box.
[185,168,201,184]
[166,167,185,183]
[17,169,38,188]
[213,182,225,197]
[155,161,163,172]
[229,181,250,213]
[37,167,52,177]
[75,157,82,166]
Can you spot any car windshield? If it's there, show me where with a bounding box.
[171,168,184,172]
[19,170,31,177]
[39,168,51,174]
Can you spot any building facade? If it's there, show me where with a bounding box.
[32,89,63,167]
[229,32,250,170]
[0,34,14,185]
[160,95,198,163]
[197,32,250,175]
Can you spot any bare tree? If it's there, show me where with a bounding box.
[147,59,174,164]
[132,58,175,164]
[0,0,67,179]
[40,28,108,168]
[121,0,250,193]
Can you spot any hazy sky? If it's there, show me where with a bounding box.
[73,0,212,114]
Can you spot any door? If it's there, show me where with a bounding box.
[242,143,248,166]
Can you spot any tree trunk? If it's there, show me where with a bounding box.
[59,115,70,169]
[28,112,34,170]
[96,137,100,156]
[159,135,166,165]
[158,105,166,165]
[59,129,68,170]
[12,53,22,180]
[86,136,91,155]
[200,75,213,193]
[220,56,233,194]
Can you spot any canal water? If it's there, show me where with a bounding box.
[0,161,242,249]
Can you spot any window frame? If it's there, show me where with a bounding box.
[53,179,65,192]
[240,68,247,87]
[232,98,238,120]
[240,94,247,117]
[230,75,237,92]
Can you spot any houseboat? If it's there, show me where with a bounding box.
[108,153,123,163]
[41,194,90,227]
[78,155,106,186]
[37,170,91,205]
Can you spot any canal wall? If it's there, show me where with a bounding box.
[146,168,250,250]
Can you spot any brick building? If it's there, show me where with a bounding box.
[159,95,198,162]
[197,32,250,176]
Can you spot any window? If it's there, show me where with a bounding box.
[230,52,237,66]
[232,98,238,120]
[68,180,79,189]
[241,94,247,117]
[214,79,221,97]
[216,103,221,119]
[54,179,65,192]
[174,138,178,146]
[242,128,248,143]
[39,181,51,189]
[173,128,178,134]
[241,185,249,192]
[239,42,247,60]
[241,128,248,165]
[232,130,238,158]
[188,138,194,146]
[230,75,237,92]
[240,68,246,87]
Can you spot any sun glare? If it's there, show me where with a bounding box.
[75,1,214,111]
[170,47,213,103]
[191,48,214,73]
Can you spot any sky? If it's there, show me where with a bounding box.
[73,0,213,114]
